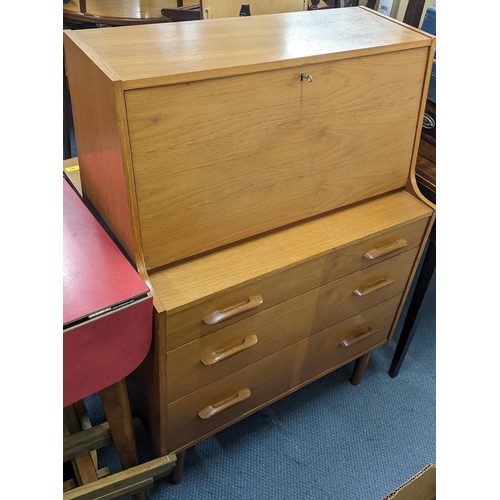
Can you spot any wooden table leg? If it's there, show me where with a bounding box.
[350,351,372,386]
[169,450,186,484]
[389,237,436,378]
[99,379,147,500]
[63,405,99,486]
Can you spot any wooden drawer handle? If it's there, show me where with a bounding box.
[363,239,408,260]
[201,335,258,366]
[340,323,379,347]
[202,295,263,325]
[353,276,394,296]
[198,388,251,420]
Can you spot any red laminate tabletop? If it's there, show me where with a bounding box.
[63,178,153,407]
[63,179,149,327]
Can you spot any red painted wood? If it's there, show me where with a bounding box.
[63,297,152,407]
[63,178,152,407]
[63,179,149,326]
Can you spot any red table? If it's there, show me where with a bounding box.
[63,177,153,497]
[63,178,152,406]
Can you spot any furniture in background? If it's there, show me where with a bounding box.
[63,0,181,25]
[161,1,202,21]
[63,175,176,499]
[402,0,428,27]
[62,0,186,159]
[162,0,307,21]
[63,7,435,483]
[389,98,436,378]
[319,1,376,9]
[388,3,436,377]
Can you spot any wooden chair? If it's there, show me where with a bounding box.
[63,0,175,26]
[63,0,178,159]
[162,0,307,21]
[310,1,373,9]
[363,0,428,27]
[161,1,202,22]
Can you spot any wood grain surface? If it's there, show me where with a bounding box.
[63,8,433,89]
[166,295,400,452]
[166,249,417,402]
[126,48,428,267]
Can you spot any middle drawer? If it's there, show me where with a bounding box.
[166,248,417,402]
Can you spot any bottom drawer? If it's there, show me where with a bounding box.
[166,295,402,452]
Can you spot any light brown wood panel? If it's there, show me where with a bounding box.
[126,48,428,267]
[63,157,82,195]
[166,295,400,452]
[165,256,413,402]
[62,9,432,90]
[201,0,306,19]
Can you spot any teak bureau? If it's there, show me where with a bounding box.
[63,6,436,479]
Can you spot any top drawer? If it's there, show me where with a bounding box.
[126,48,428,267]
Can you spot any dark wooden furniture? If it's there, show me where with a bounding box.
[161,1,201,21]
[63,0,176,26]
[403,0,427,28]
[63,0,180,159]
[161,5,201,21]
[389,99,436,378]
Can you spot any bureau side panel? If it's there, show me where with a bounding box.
[126,47,429,268]
[64,34,136,262]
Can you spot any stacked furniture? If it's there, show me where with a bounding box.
[63,7,436,481]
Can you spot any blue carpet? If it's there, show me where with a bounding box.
[84,272,436,500]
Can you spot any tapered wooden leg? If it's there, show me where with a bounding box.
[169,450,186,485]
[99,379,147,500]
[350,351,372,386]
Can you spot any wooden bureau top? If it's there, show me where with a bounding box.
[63,7,433,89]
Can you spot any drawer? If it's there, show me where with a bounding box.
[166,295,401,452]
[166,249,417,402]
[126,48,428,268]
[162,217,427,350]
